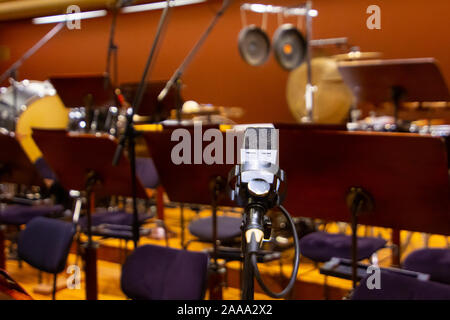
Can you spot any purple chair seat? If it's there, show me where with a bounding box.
[189,216,242,242]
[403,248,450,285]
[78,210,151,229]
[299,231,387,262]
[352,270,450,300]
[18,216,75,274]
[135,157,159,189]
[0,204,64,226]
[121,244,209,300]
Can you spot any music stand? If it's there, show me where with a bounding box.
[142,124,236,300]
[338,58,450,124]
[0,131,46,269]
[32,129,148,300]
[49,74,116,109]
[277,128,449,287]
[119,81,179,122]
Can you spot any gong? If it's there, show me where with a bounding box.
[272,24,307,71]
[238,25,271,66]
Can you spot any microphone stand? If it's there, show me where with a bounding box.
[105,2,120,87]
[0,22,65,84]
[0,22,64,132]
[157,0,231,118]
[112,0,172,249]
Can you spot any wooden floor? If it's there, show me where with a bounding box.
[4,206,449,300]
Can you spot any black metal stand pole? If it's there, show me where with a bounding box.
[84,171,99,300]
[241,209,255,300]
[0,22,64,84]
[208,176,224,300]
[157,0,231,105]
[350,203,359,289]
[347,187,373,289]
[112,1,172,248]
[105,5,119,86]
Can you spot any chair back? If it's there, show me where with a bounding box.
[18,217,75,274]
[352,270,450,300]
[121,245,209,300]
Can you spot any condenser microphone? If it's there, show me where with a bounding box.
[228,125,286,250]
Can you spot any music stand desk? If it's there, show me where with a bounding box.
[49,74,115,109]
[338,58,450,105]
[278,128,449,236]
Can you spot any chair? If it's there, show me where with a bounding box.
[0,204,64,226]
[18,216,75,299]
[186,215,242,248]
[299,231,387,263]
[352,269,450,300]
[299,230,386,299]
[121,244,209,300]
[77,157,159,237]
[403,248,450,285]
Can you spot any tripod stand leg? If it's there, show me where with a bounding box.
[83,243,98,300]
[392,229,401,267]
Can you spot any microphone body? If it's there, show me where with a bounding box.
[228,125,286,248]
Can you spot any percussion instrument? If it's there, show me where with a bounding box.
[287,57,353,124]
[238,25,271,66]
[0,79,68,162]
[67,106,126,136]
[286,50,382,124]
[272,24,307,70]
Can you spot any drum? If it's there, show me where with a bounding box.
[287,57,353,124]
[0,80,68,162]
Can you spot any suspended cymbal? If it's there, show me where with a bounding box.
[286,57,353,124]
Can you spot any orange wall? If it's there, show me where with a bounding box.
[1,0,449,123]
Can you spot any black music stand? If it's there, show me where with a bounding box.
[277,128,449,288]
[142,125,236,300]
[338,58,450,125]
[32,129,148,300]
[0,131,46,269]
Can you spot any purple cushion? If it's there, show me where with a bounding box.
[299,231,387,262]
[404,249,450,285]
[0,204,64,225]
[18,217,75,274]
[189,216,242,242]
[78,210,150,228]
[352,270,450,300]
[121,244,209,299]
[135,157,159,189]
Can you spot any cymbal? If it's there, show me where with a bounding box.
[332,51,382,61]
[286,57,353,124]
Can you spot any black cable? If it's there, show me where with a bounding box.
[251,204,300,298]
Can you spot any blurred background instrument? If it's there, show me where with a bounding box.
[0,79,68,162]
[286,50,382,124]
